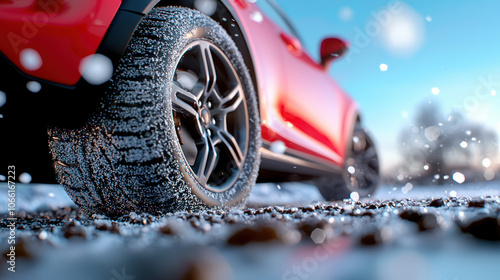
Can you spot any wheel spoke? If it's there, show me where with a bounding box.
[210,88,223,103]
[219,115,228,131]
[351,151,378,190]
[215,85,243,115]
[172,84,204,135]
[191,83,206,101]
[355,167,374,189]
[219,130,244,168]
[193,134,218,184]
[172,84,198,115]
[347,128,379,190]
[364,166,379,182]
[363,146,377,160]
[199,42,217,95]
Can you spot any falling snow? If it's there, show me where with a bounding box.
[380,3,425,56]
[482,158,491,168]
[484,170,495,181]
[347,166,356,174]
[250,11,263,23]
[452,172,465,184]
[310,228,327,244]
[26,81,42,93]
[270,140,287,154]
[350,191,360,202]
[0,90,6,108]
[424,126,440,141]
[194,0,217,16]
[460,141,468,148]
[79,54,113,85]
[20,48,43,71]
[19,172,32,184]
[338,6,354,22]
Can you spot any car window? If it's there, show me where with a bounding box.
[255,0,302,41]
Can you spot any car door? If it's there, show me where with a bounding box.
[257,0,355,165]
[232,0,356,166]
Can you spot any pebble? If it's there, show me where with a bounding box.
[227,226,281,246]
[460,216,500,241]
[468,199,486,208]
[399,211,439,231]
[429,198,445,207]
[360,229,383,246]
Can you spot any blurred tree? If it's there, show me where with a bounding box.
[399,102,498,184]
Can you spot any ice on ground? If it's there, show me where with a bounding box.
[248,182,323,207]
[0,183,74,212]
[1,180,499,212]
[373,180,500,201]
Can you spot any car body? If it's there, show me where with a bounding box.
[0,0,377,212]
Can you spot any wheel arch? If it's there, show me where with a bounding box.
[107,0,259,103]
[342,101,362,161]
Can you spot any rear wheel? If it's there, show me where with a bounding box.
[48,7,261,216]
[315,124,379,201]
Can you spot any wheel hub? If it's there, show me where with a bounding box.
[200,107,211,126]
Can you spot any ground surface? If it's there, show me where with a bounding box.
[1,181,500,280]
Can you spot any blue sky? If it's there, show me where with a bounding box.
[275,0,500,171]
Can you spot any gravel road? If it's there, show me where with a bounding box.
[1,181,500,280]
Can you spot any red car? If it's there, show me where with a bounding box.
[0,0,379,215]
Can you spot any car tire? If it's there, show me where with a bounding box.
[48,7,261,216]
[315,124,379,201]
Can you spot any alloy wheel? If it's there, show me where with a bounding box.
[171,40,249,192]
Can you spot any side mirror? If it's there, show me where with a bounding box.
[320,37,349,70]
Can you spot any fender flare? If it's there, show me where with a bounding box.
[100,0,258,90]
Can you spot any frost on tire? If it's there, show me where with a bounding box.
[48,7,261,216]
